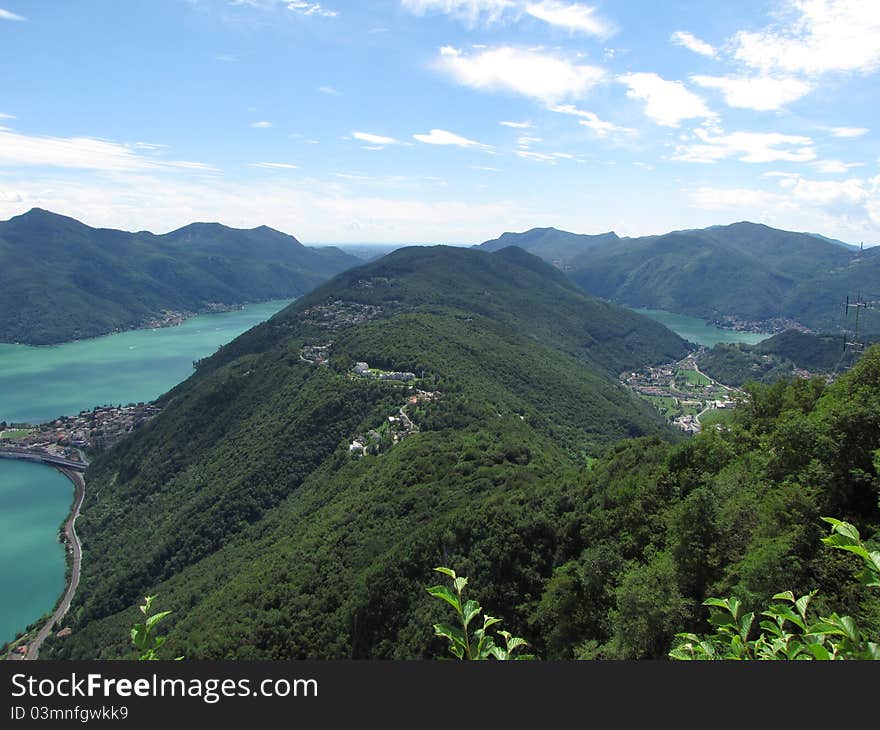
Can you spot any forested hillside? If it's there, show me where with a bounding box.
[43,245,690,659]
[480,223,879,334]
[0,209,358,344]
[699,329,875,386]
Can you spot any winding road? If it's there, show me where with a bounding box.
[23,467,85,659]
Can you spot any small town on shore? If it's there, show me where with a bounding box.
[0,403,162,459]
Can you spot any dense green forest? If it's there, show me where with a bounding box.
[41,245,879,661]
[0,208,358,344]
[481,222,879,334]
[698,329,871,386]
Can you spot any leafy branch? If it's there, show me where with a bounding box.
[131,595,182,661]
[670,518,880,661]
[427,567,533,660]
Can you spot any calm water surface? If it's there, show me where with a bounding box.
[634,308,770,348]
[0,300,293,424]
[0,299,292,646]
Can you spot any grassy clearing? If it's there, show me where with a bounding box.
[0,429,30,440]
[677,369,712,387]
[700,408,736,427]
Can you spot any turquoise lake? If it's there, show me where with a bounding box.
[634,309,770,348]
[0,460,72,646]
[0,300,294,425]
[0,299,293,646]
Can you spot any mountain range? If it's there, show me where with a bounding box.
[479,222,879,334]
[0,209,359,345]
[44,244,690,659]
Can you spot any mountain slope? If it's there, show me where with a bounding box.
[44,245,689,659]
[479,222,877,334]
[478,227,619,266]
[0,209,360,345]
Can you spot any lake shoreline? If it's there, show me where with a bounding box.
[0,297,290,349]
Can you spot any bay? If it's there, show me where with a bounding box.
[633,308,770,348]
[0,300,293,424]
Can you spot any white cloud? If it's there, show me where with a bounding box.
[618,72,715,127]
[0,112,15,119]
[400,0,514,24]
[517,135,542,147]
[287,1,338,18]
[549,104,636,137]
[413,128,492,149]
[250,162,299,169]
[670,30,717,58]
[524,1,614,37]
[500,120,533,128]
[813,160,864,174]
[352,131,399,145]
[0,172,531,243]
[249,121,273,128]
[690,173,880,237]
[690,74,813,111]
[0,8,26,21]
[674,128,817,164]
[436,45,605,103]
[733,0,880,75]
[516,150,556,162]
[0,128,214,172]
[318,86,339,95]
[829,126,869,138]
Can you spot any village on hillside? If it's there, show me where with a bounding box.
[622,355,738,433]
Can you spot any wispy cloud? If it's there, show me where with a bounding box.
[287,1,338,18]
[352,131,400,146]
[673,128,816,164]
[400,0,612,35]
[413,128,492,149]
[670,30,717,58]
[436,45,605,103]
[812,160,864,174]
[618,72,715,127]
[0,7,26,21]
[690,74,813,111]
[524,1,614,37]
[828,126,869,138]
[0,128,214,172]
[318,85,339,95]
[549,104,636,137]
[499,120,533,129]
[250,161,299,169]
[400,0,515,25]
[249,121,273,128]
[0,112,16,120]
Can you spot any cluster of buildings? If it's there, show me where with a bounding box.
[353,362,417,382]
[622,356,736,434]
[1,403,161,452]
[709,315,808,335]
[301,300,383,330]
[348,389,440,458]
[301,343,332,366]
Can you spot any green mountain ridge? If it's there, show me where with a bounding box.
[0,208,360,345]
[480,222,879,334]
[44,244,691,659]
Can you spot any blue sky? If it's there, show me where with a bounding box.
[1,0,878,243]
